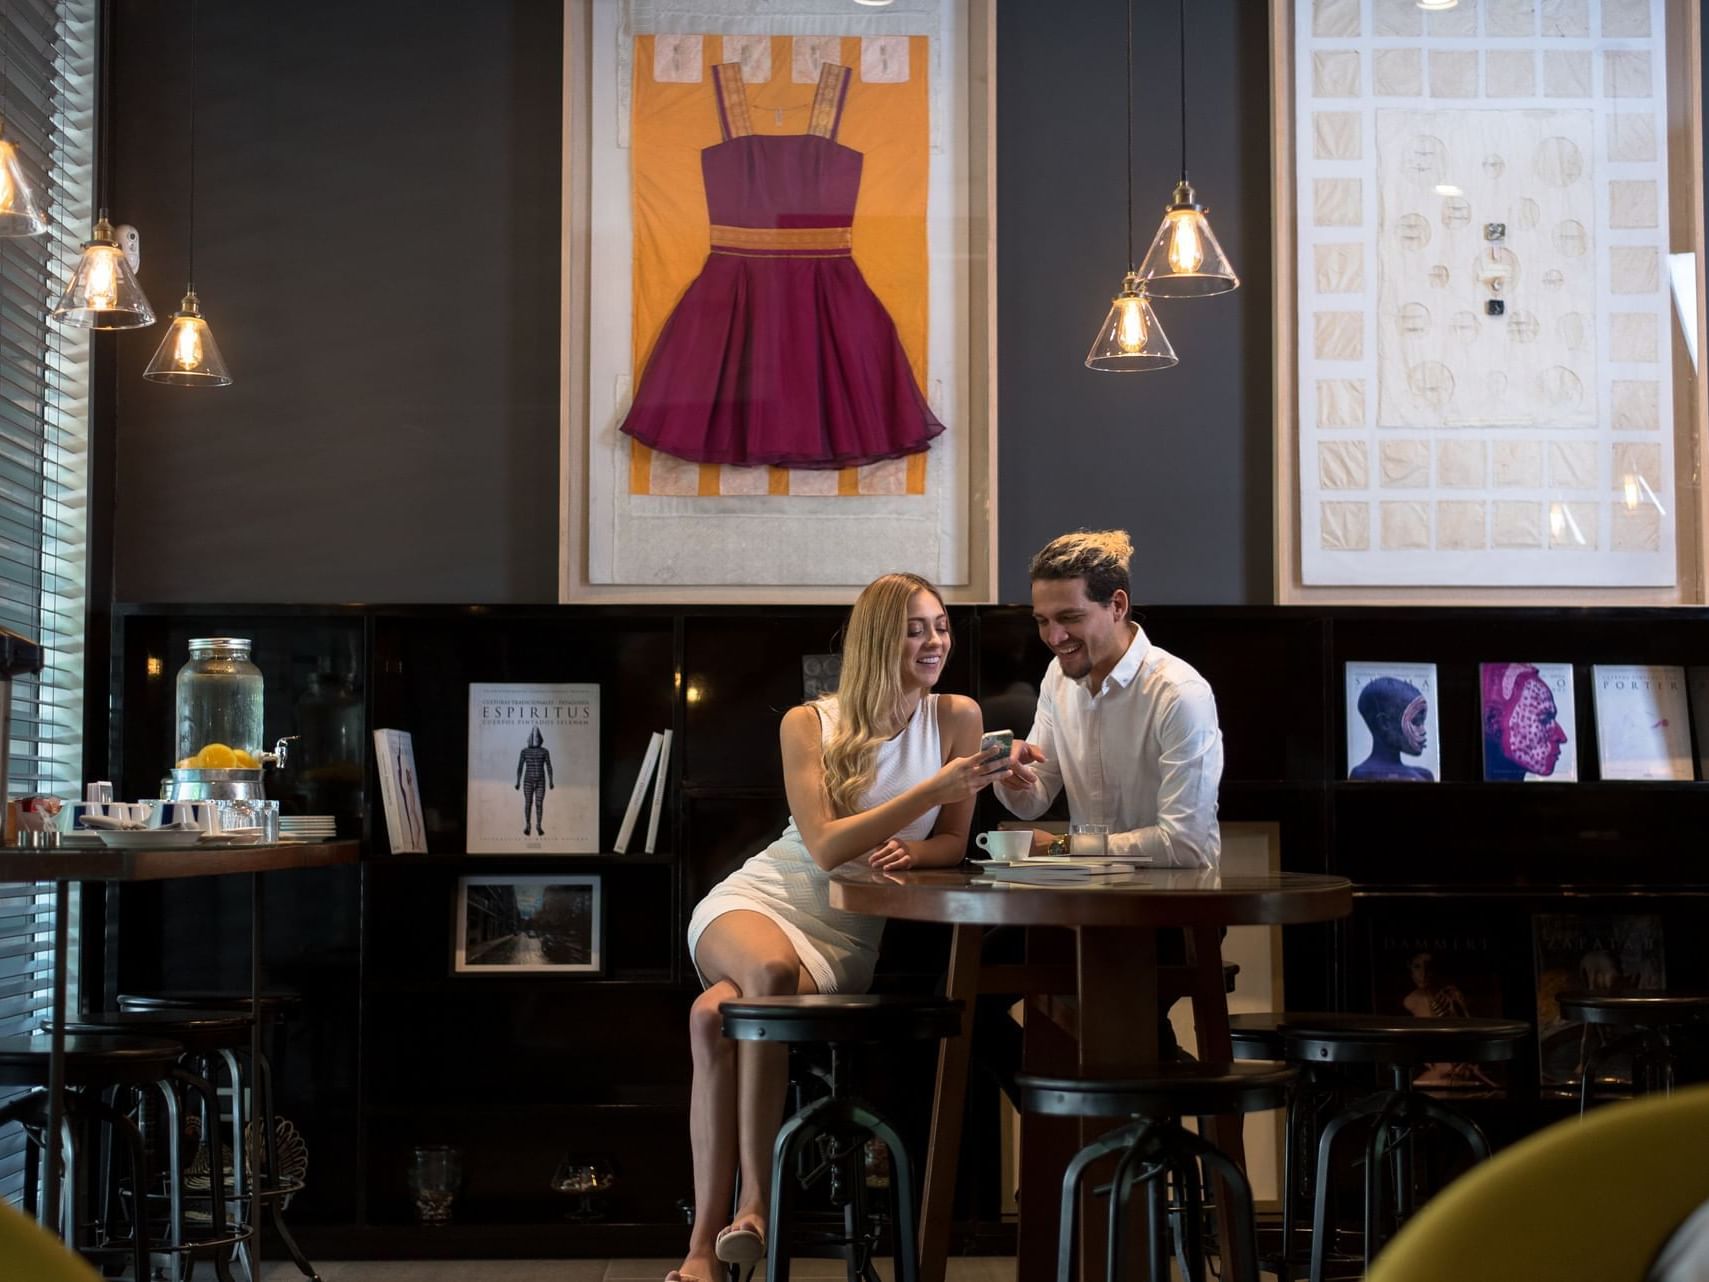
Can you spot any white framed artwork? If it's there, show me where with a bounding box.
[559,0,997,603]
[1272,0,1708,601]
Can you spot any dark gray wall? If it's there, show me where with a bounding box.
[110,0,564,602]
[995,0,1273,604]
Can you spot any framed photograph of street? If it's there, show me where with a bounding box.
[453,875,604,976]
[560,0,997,603]
[1271,0,1708,603]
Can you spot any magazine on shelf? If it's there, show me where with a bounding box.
[1372,924,1506,1089]
[1479,662,1577,782]
[1344,662,1440,782]
[1533,913,1666,1091]
[372,729,428,854]
[614,731,663,855]
[1590,665,1692,781]
[466,683,599,853]
[1689,668,1709,780]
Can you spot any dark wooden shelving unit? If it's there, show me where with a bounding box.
[100,602,1709,1256]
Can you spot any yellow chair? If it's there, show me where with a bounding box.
[0,1197,102,1281]
[1366,1083,1709,1282]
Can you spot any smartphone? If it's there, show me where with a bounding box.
[979,729,1014,767]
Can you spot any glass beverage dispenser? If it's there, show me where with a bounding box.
[167,637,290,800]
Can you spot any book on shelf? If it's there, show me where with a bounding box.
[372,729,428,854]
[466,683,600,854]
[1479,662,1577,782]
[1372,923,1505,1089]
[1591,664,1692,781]
[1533,913,1666,1091]
[614,732,664,854]
[644,728,673,854]
[1344,662,1440,782]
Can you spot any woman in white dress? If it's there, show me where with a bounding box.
[670,573,1002,1282]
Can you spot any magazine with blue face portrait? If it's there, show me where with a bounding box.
[1479,662,1577,782]
[1345,662,1440,782]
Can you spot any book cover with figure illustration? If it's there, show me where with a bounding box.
[1591,665,1692,780]
[1533,913,1666,1090]
[1373,924,1506,1089]
[1479,662,1577,782]
[1345,662,1440,782]
[467,684,599,853]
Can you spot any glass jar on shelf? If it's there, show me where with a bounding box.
[175,637,264,768]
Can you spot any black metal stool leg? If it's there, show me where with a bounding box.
[1105,1126,1156,1282]
[767,1096,834,1282]
[850,1105,920,1282]
[1412,1094,1491,1164]
[1182,1130,1259,1282]
[1056,1124,1140,1282]
[1308,1091,1390,1282]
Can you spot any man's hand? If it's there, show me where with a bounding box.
[998,741,1046,791]
[1029,829,1059,856]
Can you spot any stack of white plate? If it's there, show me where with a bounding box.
[279,815,337,841]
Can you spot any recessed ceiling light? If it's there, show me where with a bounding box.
[1434,184,1464,196]
[1417,0,1460,10]
[853,0,896,6]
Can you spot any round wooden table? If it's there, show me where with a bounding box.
[830,863,1352,1282]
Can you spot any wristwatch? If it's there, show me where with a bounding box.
[1047,834,1069,856]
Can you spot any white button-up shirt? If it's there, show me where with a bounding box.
[996,624,1224,869]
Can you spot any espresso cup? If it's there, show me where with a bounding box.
[976,829,1033,859]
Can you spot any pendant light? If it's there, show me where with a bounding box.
[1085,0,1177,372]
[1136,0,1239,298]
[144,0,230,385]
[0,44,48,237]
[53,0,155,328]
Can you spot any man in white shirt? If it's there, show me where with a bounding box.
[997,528,1224,867]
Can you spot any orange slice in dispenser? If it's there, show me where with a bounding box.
[176,756,197,769]
[233,748,259,768]
[197,743,237,769]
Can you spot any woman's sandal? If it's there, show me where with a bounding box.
[715,1222,767,1266]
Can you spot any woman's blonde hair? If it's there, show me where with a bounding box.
[816,572,946,816]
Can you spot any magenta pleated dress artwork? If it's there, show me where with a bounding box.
[618,62,946,471]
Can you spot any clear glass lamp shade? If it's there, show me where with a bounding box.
[0,139,47,237]
[52,218,155,329]
[1136,183,1239,299]
[1084,274,1178,372]
[143,290,232,386]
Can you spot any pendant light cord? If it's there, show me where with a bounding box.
[1124,0,1134,271]
[1177,0,1188,183]
[96,0,112,218]
[186,0,197,290]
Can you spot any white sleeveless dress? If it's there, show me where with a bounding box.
[687,694,943,994]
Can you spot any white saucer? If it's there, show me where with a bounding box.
[96,829,203,849]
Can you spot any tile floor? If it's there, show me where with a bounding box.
[259,1260,1018,1282]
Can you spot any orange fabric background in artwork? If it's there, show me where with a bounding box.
[628,34,931,497]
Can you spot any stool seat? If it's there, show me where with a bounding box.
[720,994,962,1044]
[1277,1014,1530,1066]
[52,1010,253,1056]
[1018,1061,1296,1119]
[118,992,298,1024]
[0,1034,184,1087]
[1228,1010,1346,1059]
[1556,991,1709,1027]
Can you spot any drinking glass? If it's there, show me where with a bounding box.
[408,1145,462,1225]
[1068,823,1110,856]
[552,1153,617,1220]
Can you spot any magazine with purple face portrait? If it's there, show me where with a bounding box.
[1479,662,1577,782]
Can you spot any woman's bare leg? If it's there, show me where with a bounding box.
[692,911,819,1253]
[672,977,741,1282]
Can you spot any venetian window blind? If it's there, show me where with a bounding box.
[0,0,95,1206]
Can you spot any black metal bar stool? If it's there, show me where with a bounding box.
[1271,1014,1529,1282]
[1556,991,1709,1114]
[719,994,963,1282]
[1018,1061,1294,1282]
[0,1032,185,1282]
[119,991,317,1281]
[57,1010,256,1280]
